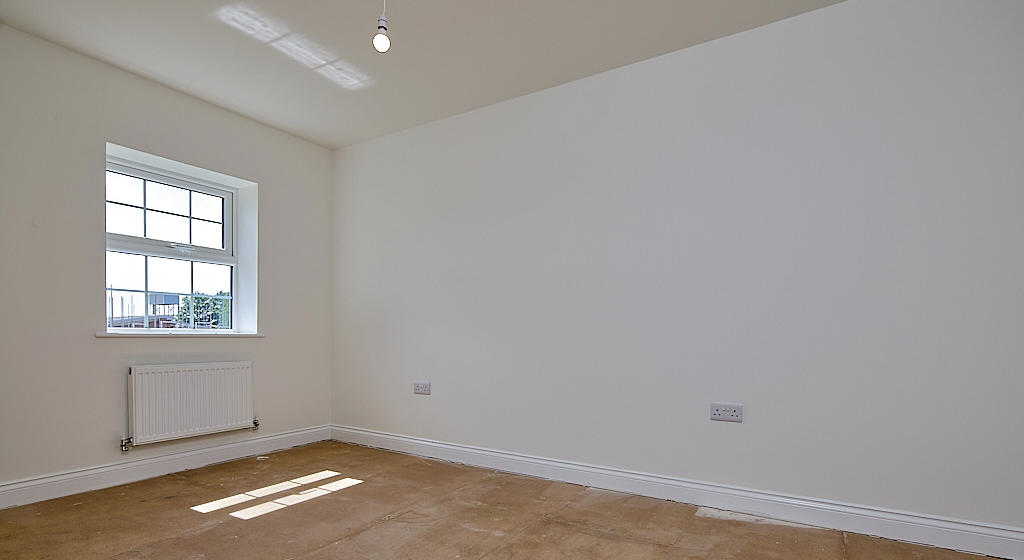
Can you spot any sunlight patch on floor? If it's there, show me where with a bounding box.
[290,470,341,485]
[230,501,287,520]
[228,478,364,520]
[190,470,341,513]
[246,481,301,497]
[190,493,255,513]
[319,478,363,492]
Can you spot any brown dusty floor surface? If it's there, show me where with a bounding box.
[0,441,987,559]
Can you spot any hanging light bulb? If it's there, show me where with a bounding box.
[372,0,390,53]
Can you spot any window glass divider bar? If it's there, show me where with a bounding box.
[142,178,148,245]
[106,199,224,225]
[188,187,193,246]
[143,254,149,329]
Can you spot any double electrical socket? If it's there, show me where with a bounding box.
[413,382,431,395]
[710,403,743,423]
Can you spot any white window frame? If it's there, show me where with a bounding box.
[105,158,240,333]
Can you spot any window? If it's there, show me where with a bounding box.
[105,163,237,331]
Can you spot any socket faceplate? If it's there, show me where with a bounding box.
[710,403,743,423]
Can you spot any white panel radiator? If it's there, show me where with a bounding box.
[124,361,255,450]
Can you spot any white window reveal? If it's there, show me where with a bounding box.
[105,162,238,331]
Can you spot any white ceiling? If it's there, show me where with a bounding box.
[0,0,841,148]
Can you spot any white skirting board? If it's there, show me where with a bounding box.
[2,424,1021,559]
[0,426,331,510]
[330,425,1024,560]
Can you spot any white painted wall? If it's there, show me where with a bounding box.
[332,0,1024,528]
[0,26,334,481]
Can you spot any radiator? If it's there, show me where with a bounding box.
[125,361,255,450]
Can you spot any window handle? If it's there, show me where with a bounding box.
[167,243,196,252]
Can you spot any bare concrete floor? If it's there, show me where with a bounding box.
[0,441,985,559]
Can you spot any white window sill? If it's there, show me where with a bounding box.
[96,331,265,338]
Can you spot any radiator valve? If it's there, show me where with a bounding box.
[120,437,134,453]
[252,417,260,431]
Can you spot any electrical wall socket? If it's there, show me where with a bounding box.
[710,403,743,423]
[413,382,431,395]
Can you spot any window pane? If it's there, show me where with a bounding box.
[146,210,190,243]
[188,296,231,329]
[192,191,223,222]
[148,293,187,328]
[106,172,143,206]
[210,299,231,329]
[191,219,223,249]
[146,181,189,215]
[193,262,231,296]
[148,256,191,294]
[106,203,144,236]
[106,290,146,328]
[105,251,145,290]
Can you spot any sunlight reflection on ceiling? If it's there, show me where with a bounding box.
[215,3,372,90]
